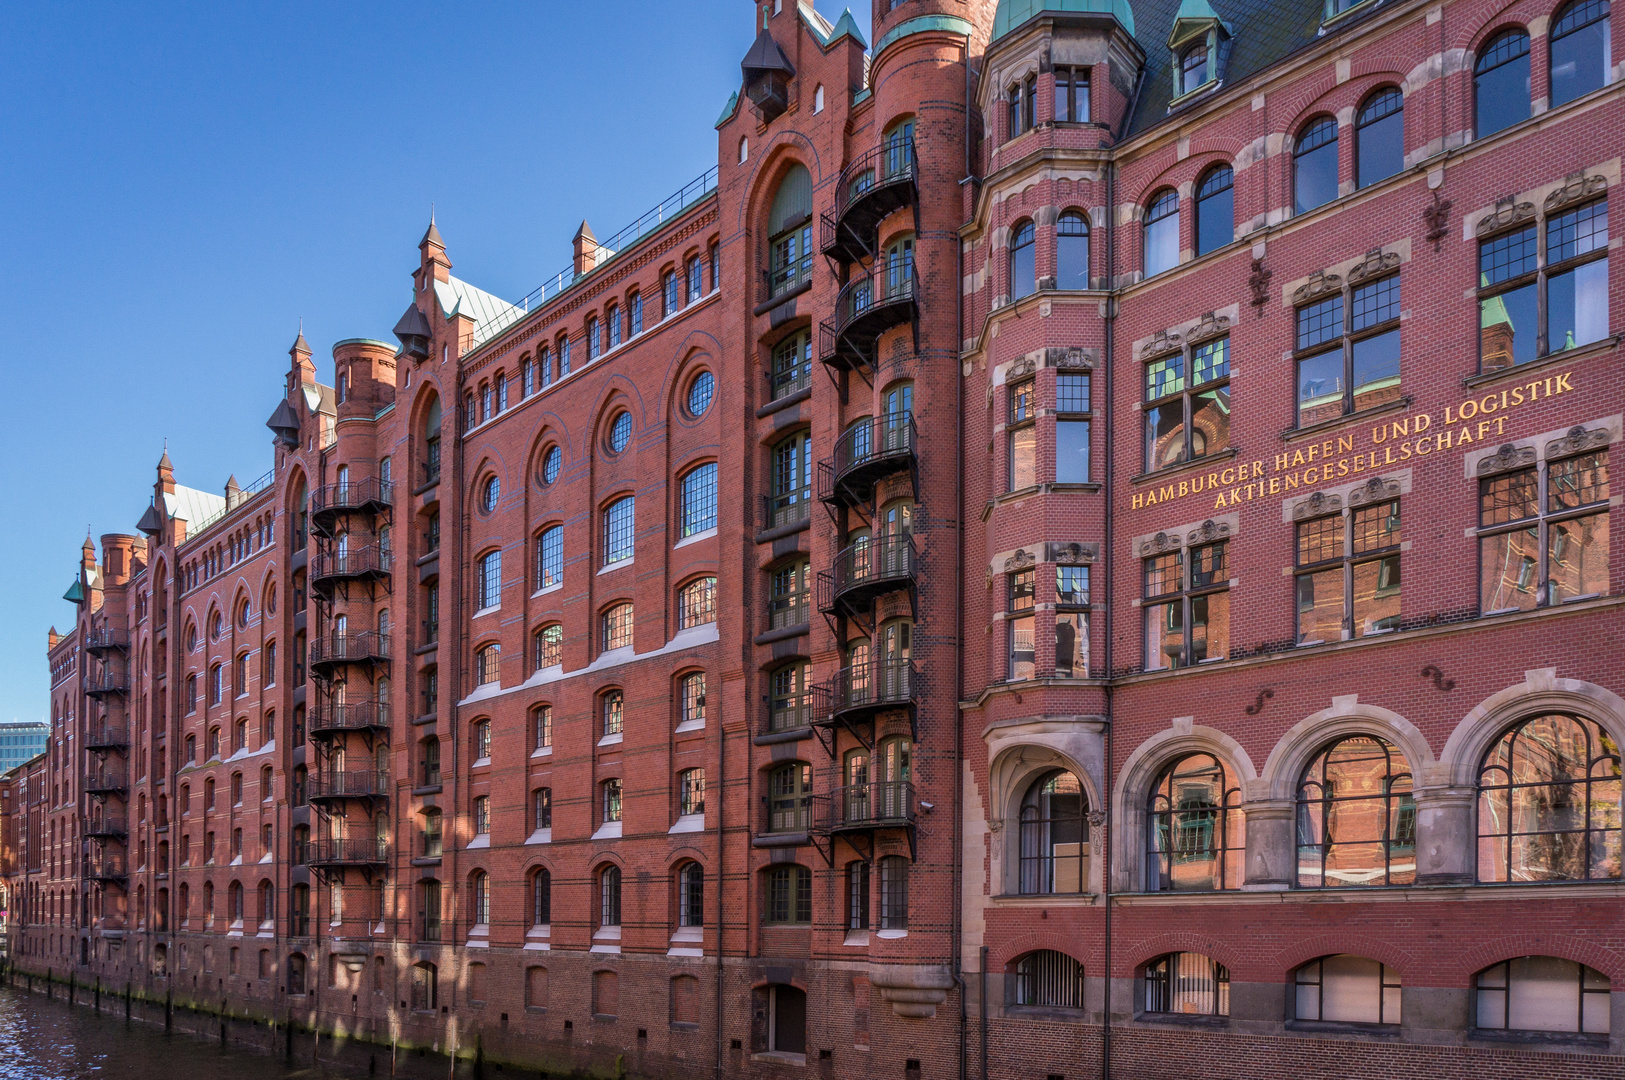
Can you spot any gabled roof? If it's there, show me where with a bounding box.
[742,27,796,76]
[433,275,523,349]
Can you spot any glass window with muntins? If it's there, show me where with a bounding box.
[1055,563,1089,678]
[1550,0,1612,107]
[1475,29,1531,138]
[1144,336,1229,472]
[768,762,812,833]
[1296,736,1415,887]
[1007,568,1035,681]
[767,165,813,299]
[1019,770,1086,894]
[1055,66,1089,122]
[769,432,811,527]
[770,330,812,401]
[1056,212,1089,290]
[1479,449,1608,612]
[1056,372,1091,484]
[769,559,810,629]
[1147,753,1244,890]
[1478,198,1608,371]
[1194,166,1233,257]
[1007,378,1036,491]
[1294,117,1339,215]
[1143,540,1229,670]
[1295,274,1401,427]
[1477,712,1620,882]
[1294,497,1402,643]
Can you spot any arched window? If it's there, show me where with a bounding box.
[1293,955,1401,1024]
[1008,220,1035,301]
[678,767,706,816]
[1194,165,1233,256]
[1475,29,1531,137]
[531,868,552,926]
[1145,953,1229,1015]
[601,690,624,737]
[1179,44,1209,95]
[533,624,563,670]
[679,672,707,726]
[1146,753,1244,891]
[603,496,635,565]
[472,795,491,836]
[472,718,492,761]
[767,164,813,299]
[1019,769,1087,894]
[586,315,601,361]
[1143,190,1179,277]
[678,862,704,927]
[601,778,623,823]
[1355,88,1404,188]
[1476,956,1610,1033]
[678,577,717,629]
[1296,735,1415,888]
[477,549,501,610]
[470,872,490,926]
[679,463,718,537]
[601,602,634,651]
[533,705,554,750]
[1056,211,1089,290]
[1551,0,1611,107]
[1477,713,1621,882]
[599,865,622,927]
[1293,116,1339,214]
[474,644,500,686]
[878,855,909,930]
[1012,951,1084,1008]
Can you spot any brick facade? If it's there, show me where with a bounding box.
[7,0,1624,1076]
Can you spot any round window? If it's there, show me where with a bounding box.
[210,613,222,641]
[237,603,250,629]
[687,372,714,418]
[539,446,561,486]
[482,476,501,513]
[608,412,632,453]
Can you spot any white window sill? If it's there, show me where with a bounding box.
[669,814,706,834]
[591,820,623,840]
[472,756,491,768]
[465,938,490,949]
[597,558,633,575]
[230,855,243,866]
[668,925,705,957]
[473,605,500,619]
[259,851,273,863]
[674,528,718,549]
[844,930,870,947]
[597,731,623,747]
[524,940,552,951]
[526,828,552,845]
[531,582,562,598]
[877,928,908,940]
[591,925,622,953]
[467,835,490,849]
[525,925,551,950]
[531,745,553,759]
[674,719,706,735]
[590,943,622,954]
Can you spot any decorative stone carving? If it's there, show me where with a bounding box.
[1007,356,1037,380]
[869,964,957,1019]
[1475,196,1536,238]
[1347,475,1402,506]
[1292,268,1342,305]
[1291,490,1343,521]
[1004,548,1036,572]
[1186,311,1231,342]
[1047,541,1099,564]
[1248,258,1272,313]
[1543,171,1607,214]
[1545,425,1610,458]
[1140,329,1182,359]
[1476,442,1537,476]
[1139,531,1180,556]
[1186,519,1230,545]
[1047,346,1093,370]
[1347,248,1401,284]
[1087,810,1106,828]
[1423,189,1452,252]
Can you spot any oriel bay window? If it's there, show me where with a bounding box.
[1144,335,1229,472]
[1478,448,1608,612]
[1056,372,1091,483]
[1147,753,1244,891]
[1477,712,1621,883]
[1007,378,1036,491]
[1294,495,1402,643]
[1007,568,1035,681]
[1055,564,1089,678]
[1295,271,1401,427]
[1478,195,1608,371]
[1143,539,1229,670]
[1055,65,1089,122]
[1019,770,1086,894]
[1296,736,1415,887]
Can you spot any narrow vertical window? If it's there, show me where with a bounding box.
[1475,29,1531,138]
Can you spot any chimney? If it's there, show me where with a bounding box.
[573,221,599,276]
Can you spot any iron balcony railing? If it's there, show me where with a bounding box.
[819,265,919,372]
[821,534,917,617]
[769,358,813,401]
[765,692,813,735]
[84,815,128,839]
[308,699,390,736]
[763,489,812,531]
[83,854,128,881]
[309,477,392,535]
[308,835,389,866]
[84,671,128,696]
[821,412,917,506]
[84,726,130,751]
[84,771,129,795]
[309,770,390,801]
[821,139,919,262]
[308,632,391,672]
[83,627,129,654]
[768,590,810,630]
[825,659,917,721]
[310,545,392,587]
[819,780,916,832]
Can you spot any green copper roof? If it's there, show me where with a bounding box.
[992,0,1136,40]
[63,579,84,603]
[874,14,975,56]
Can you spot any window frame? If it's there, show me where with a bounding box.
[601,602,634,652]
[1146,752,1244,892]
[1293,955,1402,1025]
[1143,189,1180,277]
[1054,65,1090,123]
[763,864,813,925]
[602,496,635,566]
[1142,333,1230,472]
[679,462,718,537]
[1354,87,1404,189]
[1293,496,1403,643]
[769,329,813,401]
[1142,539,1230,670]
[1475,956,1612,1034]
[678,576,717,630]
[1295,735,1416,888]
[1293,271,1402,428]
[1477,448,1608,612]
[1006,378,1037,492]
[1474,28,1533,138]
[1194,165,1234,256]
[1008,219,1036,301]
[1292,115,1341,216]
[1476,197,1609,371]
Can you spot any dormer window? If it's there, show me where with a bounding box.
[1180,46,1209,95]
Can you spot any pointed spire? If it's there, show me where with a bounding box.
[158,439,172,472]
[47,627,59,649]
[291,326,312,360]
[420,211,445,251]
[83,530,96,557]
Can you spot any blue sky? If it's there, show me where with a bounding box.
[0,1,871,722]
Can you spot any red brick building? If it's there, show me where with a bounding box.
[9,0,1623,1076]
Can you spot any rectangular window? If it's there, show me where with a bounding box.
[1296,277,1400,428]
[1056,564,1089,678]
[1143,541,1230,670]
[1145,337,1230,472]
[534,788,552,829]
[664,271,680,316]
[879,858,908,930]
[1008,379,1036,491]
[687,257,703,302]
[769,662,810,731]
[1056,372,1092,483]
[603,779,623,823]
[478,550,501,610]
[535,526,563,589]
[679,769,705,816]
[769,559,810,629]
[765,866,812,925]
[602,605,634,651]
[603,498,635,565]
[1480,200,1608,371]
[768,224,813,298]
[681,463,718,536]
[534,705,553,749]
[770,331,812,401]
[1479,450,1608,612]
[497,375,509,412]
[559,337,572,376]
[1294,499,1403,643]
[539,348,553,389]
[629,294,643,336]
[608,308,621,349]
[710,243,720,293]
[587,318,601,361]
[846,862,870,931]
[770,434,812,527]
[1008,569,1035,681]
[1056,66,1090,123]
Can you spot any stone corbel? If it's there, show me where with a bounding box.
[869,963,957,1018]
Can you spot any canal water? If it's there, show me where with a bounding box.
[0,985,359,1080]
